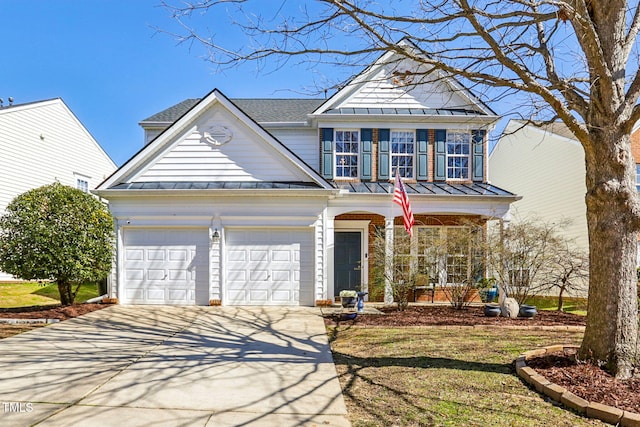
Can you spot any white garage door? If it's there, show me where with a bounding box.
[226,229,314,306]
[122,228,209,305]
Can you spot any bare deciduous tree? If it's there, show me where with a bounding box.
[539,242,589,312]
[161,0,640,378]
[486,218,563,305]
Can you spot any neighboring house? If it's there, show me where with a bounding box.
[0,98,117,281]
[96,41,519,306]
[489,120,590,254]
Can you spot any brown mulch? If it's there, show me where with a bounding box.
[528,348,640,414]
[325,305,640,417]
[324,304,586,327]
[0,303,109,320]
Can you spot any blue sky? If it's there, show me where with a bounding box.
[1,1,327,166]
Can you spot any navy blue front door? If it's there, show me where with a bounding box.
[334,232,362,297]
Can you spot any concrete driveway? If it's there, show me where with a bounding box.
[0,306,350,426]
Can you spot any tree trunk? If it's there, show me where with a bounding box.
[57,280,73,306]
[579,128,639,379]
[557,287,564,312]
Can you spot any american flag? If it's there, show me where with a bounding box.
[393,169,415,237]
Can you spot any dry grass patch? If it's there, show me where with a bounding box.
[329,326,605,427]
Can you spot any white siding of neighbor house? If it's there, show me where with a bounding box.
[0,99,116,281]
[489,121,589,254]
[134,106,311,183]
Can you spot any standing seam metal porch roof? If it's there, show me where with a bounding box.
[336,181,516,196]
[106,180,515,197]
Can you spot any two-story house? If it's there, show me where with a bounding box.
[96,43,519,306]
[0,98,116,281]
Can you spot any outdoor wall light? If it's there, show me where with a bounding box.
[211,229,220,243]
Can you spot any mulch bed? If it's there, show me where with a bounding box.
[324,304,586,327]
[527,348,640,414]
[0,303,109,320]
[325,305,640,417]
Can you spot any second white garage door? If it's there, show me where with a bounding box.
[225,229,314,306]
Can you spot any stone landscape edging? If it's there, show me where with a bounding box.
[516,344,640,427]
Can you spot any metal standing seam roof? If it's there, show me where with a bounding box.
[336,181,516,197]
[323,107,485,116]
[108,181,515,196]
[108,181,326,190]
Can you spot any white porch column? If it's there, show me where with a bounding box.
[384,216,394,304]
[325,216,335,301]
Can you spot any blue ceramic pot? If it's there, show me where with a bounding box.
[518,304,538,318]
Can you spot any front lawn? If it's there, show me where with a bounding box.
[524,295,588,316]
[0,282,100,308]
[330,326,604,426]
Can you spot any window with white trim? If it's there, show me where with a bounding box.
[446,131,471,180]
[391,130,415,178]
[77,179,89,193]
[335,130,359,178]
[636,164,640,191]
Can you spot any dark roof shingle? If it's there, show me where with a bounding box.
[141,98,325,124]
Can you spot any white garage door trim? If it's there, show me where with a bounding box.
[122,228,209,305]
[225,228,314,306]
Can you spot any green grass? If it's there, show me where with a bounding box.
[0,282,100,308]
[330,326,604,427]
[524,295,588,315]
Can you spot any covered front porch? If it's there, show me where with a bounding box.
[325,182,519,305]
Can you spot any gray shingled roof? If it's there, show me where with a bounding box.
[336,181,516,197]
[141,98,325,124]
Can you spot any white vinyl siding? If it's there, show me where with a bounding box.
[489,121,589,256]
[267,127,319,170]
[0,99,116,281]
[135,107,310,183]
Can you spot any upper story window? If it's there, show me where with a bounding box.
[391,131,415,178]
[446,131,471,180]
[636,164,640,191]
[335,130,359,178]
[74,173,91,193]
[77,179,89,193]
